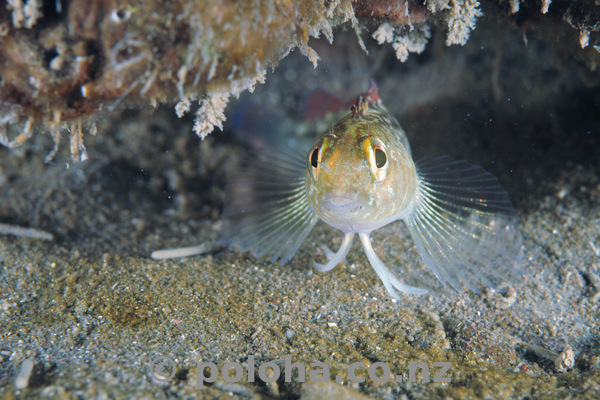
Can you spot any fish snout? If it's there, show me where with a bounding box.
[321,192,363,213]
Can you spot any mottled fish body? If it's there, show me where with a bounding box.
[154,82,523,299]
[306,95,417,234]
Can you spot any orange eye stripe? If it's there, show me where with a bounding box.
[318,139,334,168]
[361,137,373,158]
[325,147,341,169]
[361,137,387,181]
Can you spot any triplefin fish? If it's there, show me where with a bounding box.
[154,82,524,300]
[219,81,523,299]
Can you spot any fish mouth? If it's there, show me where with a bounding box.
[321,192,365,213]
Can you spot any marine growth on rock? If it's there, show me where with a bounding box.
[0,0,598,160]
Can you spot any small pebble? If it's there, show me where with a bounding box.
[15,358,34,389]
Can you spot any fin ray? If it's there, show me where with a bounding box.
[406,157,523,292]
[220,148,319,263]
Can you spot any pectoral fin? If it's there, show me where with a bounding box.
[220,147,319,263]
[406,157,524,292]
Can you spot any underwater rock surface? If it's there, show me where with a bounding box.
[0,0,598,159]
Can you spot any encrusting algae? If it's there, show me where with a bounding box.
[154,82,524,300]
[3,0,596,160]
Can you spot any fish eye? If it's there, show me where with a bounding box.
[310,146,319,168]
[375,148,387,168]
[363,138,388,181]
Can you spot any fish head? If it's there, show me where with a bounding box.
[305,105,417,233]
